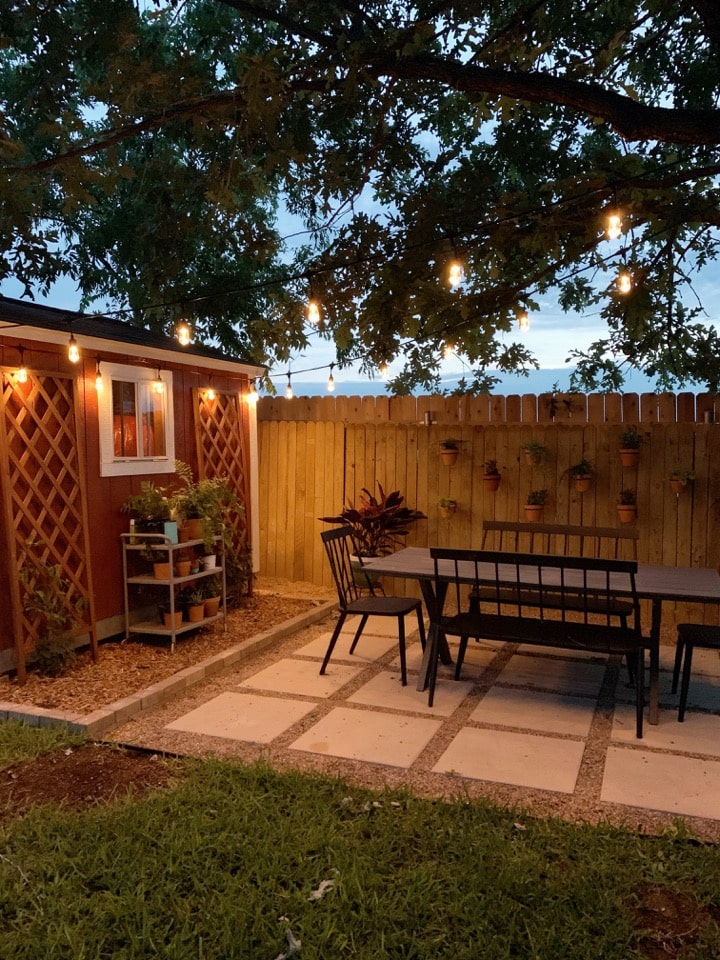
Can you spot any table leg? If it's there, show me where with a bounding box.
[416,580,452,691]
[648,599,661,725]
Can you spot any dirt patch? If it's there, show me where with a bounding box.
[631,882,720,958]
[0,742,178,822]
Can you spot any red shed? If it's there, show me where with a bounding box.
[0,296,263,679]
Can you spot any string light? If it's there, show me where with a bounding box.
[326,363,335,393]
[379,362,389,380]
[152,367,164,393]
[246,379,259,404]
[206,383,216,401]
[176,321,192,346]
[95,357,103,391]
[448,260,463,288]
[517,308,530,332]
[307,298,321,325]
[617,269,634,294]
[16,346,27,384]
[285,372,293,399]
[67,332,80,363]
[606,212,623,240]
[443,342,454,361]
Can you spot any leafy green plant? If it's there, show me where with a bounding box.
[669,468,695,483]
[319,483,426,557]
[526,488,549,505]
[440,438,460,450]
[522,440,546,463]
[618,488,637,505]
[172,460,243,553]
[619,426,643,449]
[20,544,87,676]
[121,481,171,524]
[437,497,457,508]
[569,458,593,477]
[483,459,500,475]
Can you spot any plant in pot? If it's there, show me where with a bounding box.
[439,438,461,465]
[669,468,695,495]
[158,601,182,630]
[619,426,643,466]
[522,440,545,466]
[482,460,501,492]
[569,458,593,493]
[185,587,206,623]
[617,488,638,523]
[172,460,241,553]
[524,488,549,521]
[201,575,223,618]
[319,483,426,559]
[121,481,172,533]
[437,497,457,519]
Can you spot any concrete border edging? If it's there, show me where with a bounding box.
[0,600,337,738]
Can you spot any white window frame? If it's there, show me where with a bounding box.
[98,361,176,477]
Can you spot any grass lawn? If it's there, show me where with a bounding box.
[1,721,719,959]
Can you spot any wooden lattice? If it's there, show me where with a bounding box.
[0,369,97,680]
[192,386,251,549]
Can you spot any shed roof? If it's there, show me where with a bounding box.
[0,295,265,377]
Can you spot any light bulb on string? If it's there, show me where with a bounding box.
[617,269,633,294]
[246,379,259,404]
[16,346,27,384]
[606,212,623,240]
[448,260,463,288]
[326,363,335,393]
[379,361,389,381]
[176,321,192,346]
[95,358,103,391]
[443,342,454,361]
[517,308,530,333]
[285,372,293,399]
[206,378,216,401]
[307,299,321,325]
[152,368,164,393]
[68,332,80,363]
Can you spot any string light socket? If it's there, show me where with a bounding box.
[285,372,293,399]
[68,332,80,363]
[326,363,335,393]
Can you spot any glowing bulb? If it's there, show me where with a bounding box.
[617,270,633,294]
[17,365,27,384]
[448,261,463,288]
[379,362,389,380]
[285,374,293,399]
[606,213,622,240]
[443,342,454,361]
[327,364,335,393]
[95,360,102,391]
[152,369,164,393]
[307,299,320,324]
[176,322,192,346]
[68,333,80,363]
[246,381,258,404]
[517,309,530,332]
[206,387,216,401]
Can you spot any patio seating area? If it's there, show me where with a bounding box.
[112,597,720,840]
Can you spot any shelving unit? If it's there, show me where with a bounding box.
[121,532,227,651]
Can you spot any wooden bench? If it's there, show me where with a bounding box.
[428,547,646,737]
[481,520,639,560]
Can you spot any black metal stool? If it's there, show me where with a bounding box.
[672,623,720,721]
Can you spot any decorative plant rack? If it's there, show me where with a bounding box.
[0,369,97,680]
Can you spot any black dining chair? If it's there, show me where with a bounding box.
[671,623,720,721]
[319,526,426,685]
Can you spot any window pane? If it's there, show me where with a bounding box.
[137,383,167,457]
[112,380,138,457]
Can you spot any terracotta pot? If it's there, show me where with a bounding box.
[182,518,203,541]
[153,561,171,581]
[573,475,592,493]
[524,504,544,521]
[162,610,182,629]
[670,479,686,495]
[187,603,205,623]
[204,596,221,618]
[483,474,501,492]
[616,504,637,524]
[619,448,640,468]
[174,560,192,578]
[440,449,458,466]
[523,451,542,466]
[439,504,457,520]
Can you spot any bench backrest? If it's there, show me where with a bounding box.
[481,520,639,560]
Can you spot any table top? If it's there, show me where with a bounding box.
[363,547,720,604]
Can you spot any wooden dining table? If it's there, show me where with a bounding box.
[363,547,720,724]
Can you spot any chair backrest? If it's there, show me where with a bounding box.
[321,526,375,607]
[431,546,641,628]
[481,520,639,560]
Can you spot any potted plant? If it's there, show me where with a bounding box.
[524,488,549,521]
[201,575,223,618]
[569,458,593,493]
[437,497,457,519]
[121,481,172,533]
[185,588,206,623]
[482,460,501,492]
[619,426,643,467]
[522,440,545,466]
[158,602,182,630]
[617,488,638,523]
[669,468,695,494]
[172,460,241,552]
[319,482,426,558]
[439,439,461,465]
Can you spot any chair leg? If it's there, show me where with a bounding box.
[320,612,347,675]
[398,617,407,686]
[454,636,469,680]
[427,627,440,707]
[671,634,685,694]
[415,607,427,651]
[678,643,695,722]
[635,645,645,739]
[348,615,369,654]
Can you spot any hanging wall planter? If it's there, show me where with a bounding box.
[569,459,593,494]
[619,426,642,467]
[669,469,694,495]
[524,489,548,521]
[482,460,501,492]
[616,490,637,524]
[439,439,460,465]
[522,441,545,466]
[438,498,457,519]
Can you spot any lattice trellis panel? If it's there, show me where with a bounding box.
[192,387,251,551]
[0,369,97,680]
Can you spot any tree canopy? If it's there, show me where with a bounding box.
[1,0,720,392]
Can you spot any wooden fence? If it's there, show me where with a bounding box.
[257,395,720,637]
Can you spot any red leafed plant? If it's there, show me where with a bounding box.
[319,483,426,556]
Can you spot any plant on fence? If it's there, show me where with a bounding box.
[526,489,549,506]
[437,497,457,518]
[20,541,87,676]
[669,467,695,486]
[439,438,462,464]
[522,440,545,465]
[319,483,426,557]
[569,458,593,492]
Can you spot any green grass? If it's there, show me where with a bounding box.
[1,722,719,959]
[0,719,84,767]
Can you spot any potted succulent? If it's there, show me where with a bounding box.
[439,438,461,465]
[617,488,638,523]
[522,440,545,466]
[185,588,206,623]
[482,459,501,492]
[201,575,223,618]
[619,426,643,467]
[524,488,549,521]
[569,458,593,493]
[669,468,695,494]
[319,483,426,560]
[437,497,457,519]
[158,602,182,630]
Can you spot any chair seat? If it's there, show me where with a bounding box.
[672,623,720,721]
[346,596,422,617]
[469,586,633,618]
[677,623,720,647]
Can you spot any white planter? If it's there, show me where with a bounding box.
[202,554,217,571]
